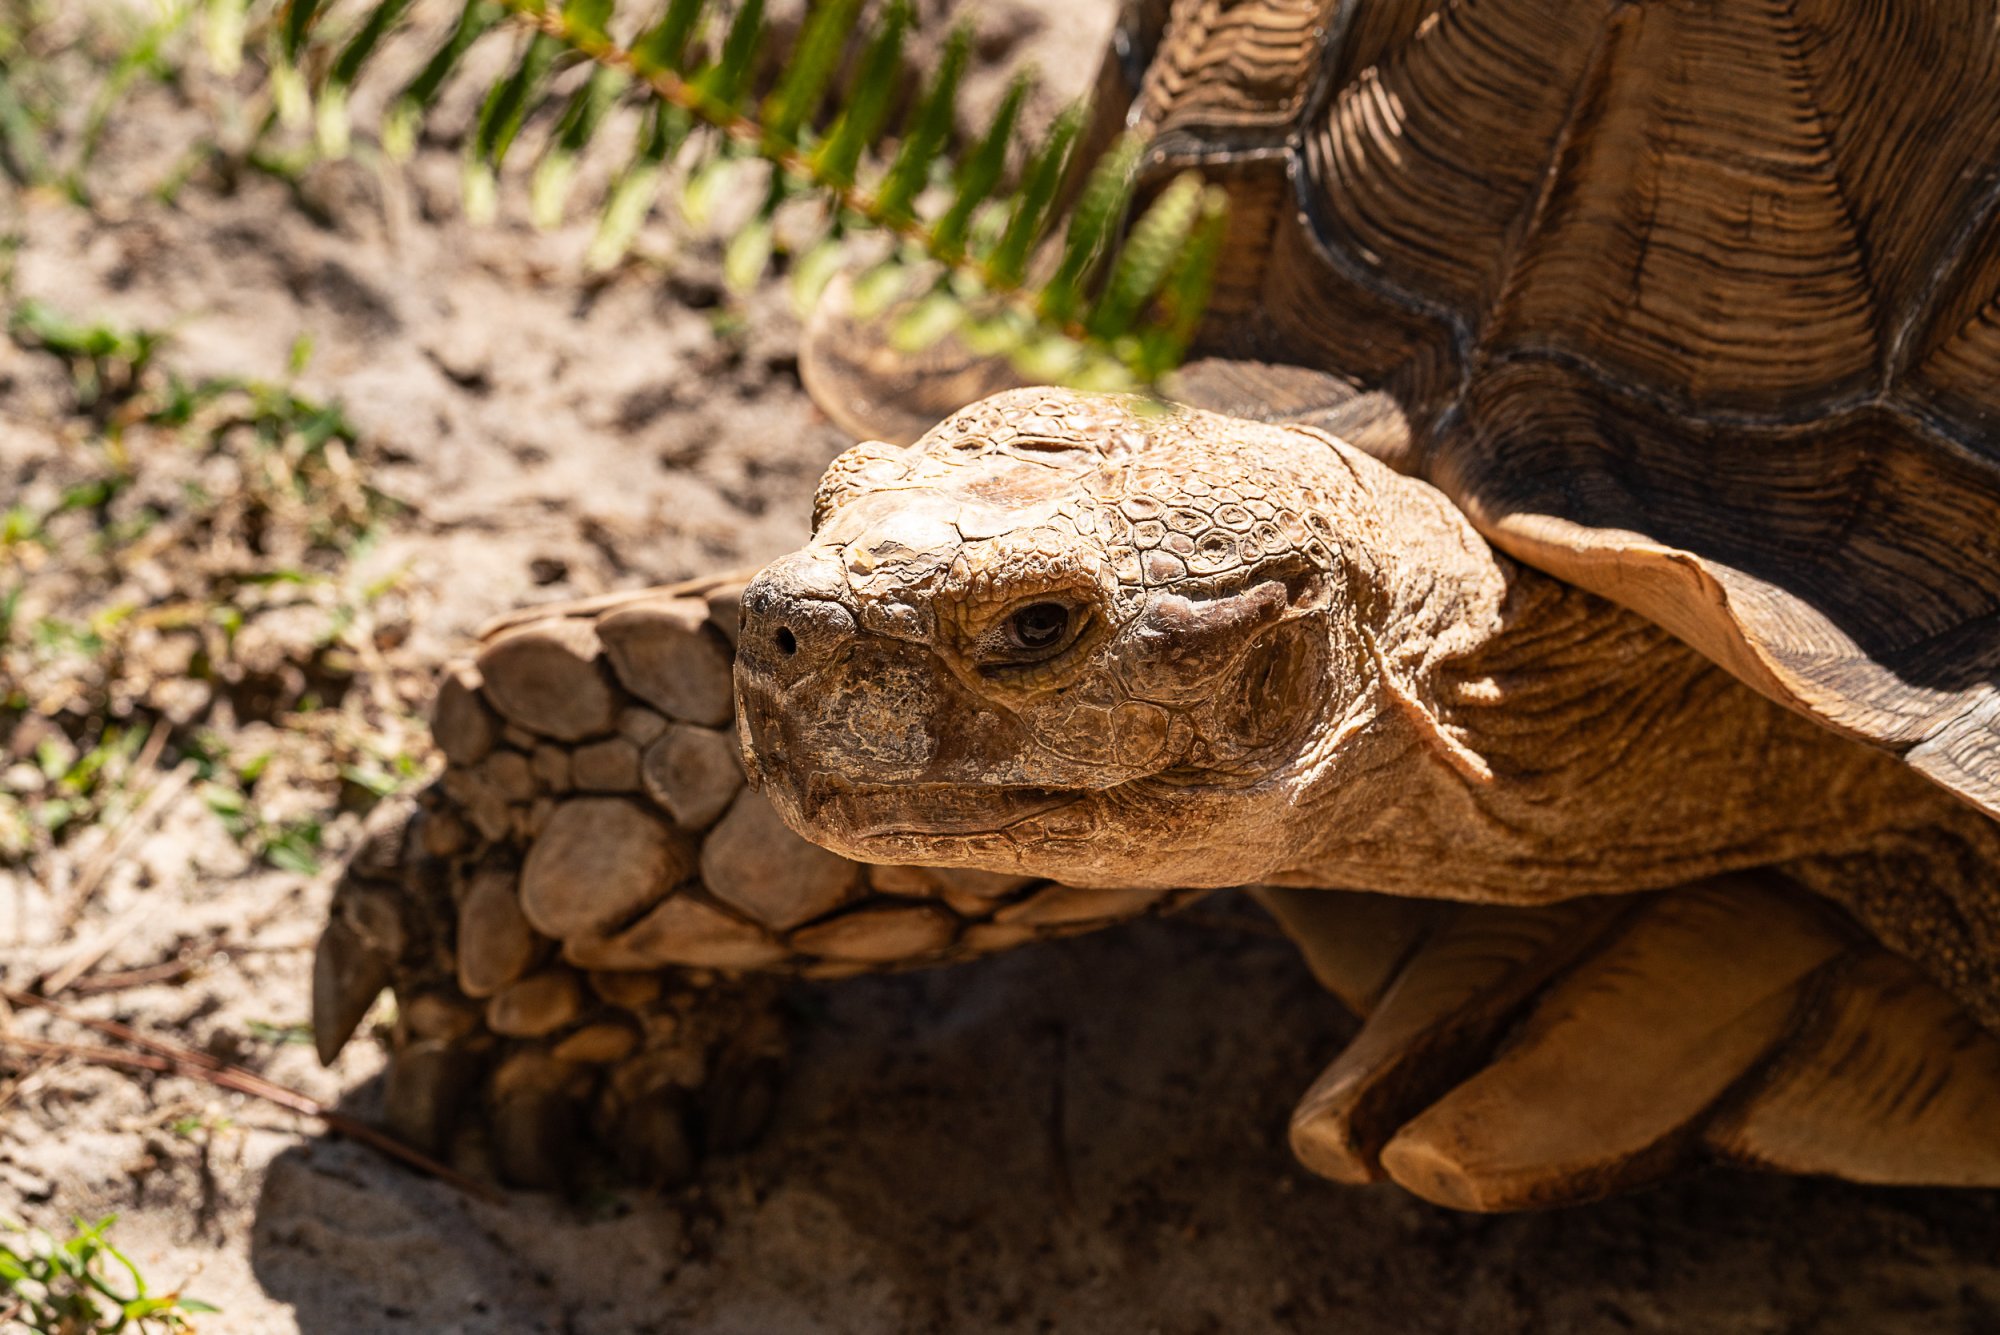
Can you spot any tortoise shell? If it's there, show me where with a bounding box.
[1087,0,2000,819]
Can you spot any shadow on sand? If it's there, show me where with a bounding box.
[250,914,2000,1334]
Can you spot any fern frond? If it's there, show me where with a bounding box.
[315,0,414,154]
[171,0,1225,392]
[382,2,503,160]
[810,0,908,188]
[531,64,623,226]
[933,72,1027,261]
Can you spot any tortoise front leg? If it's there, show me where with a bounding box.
[314,573,1198,1188]
[1263,878,2000,1210]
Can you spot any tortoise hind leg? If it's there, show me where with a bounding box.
[316,573,1192,1189]
[1266,876,2000,1210]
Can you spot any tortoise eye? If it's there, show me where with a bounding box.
[1005,602,1071,652]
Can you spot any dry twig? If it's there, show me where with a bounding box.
[0,987,503,1205]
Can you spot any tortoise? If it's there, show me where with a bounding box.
[315,0,2000,1211]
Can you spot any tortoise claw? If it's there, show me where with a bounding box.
[491,1089,583,1191]
[314,798,429,1064]
[311,914,394,1065]
[383,1038,477,1155]
[607,1096,698,1189]
[489,1052,586,1190]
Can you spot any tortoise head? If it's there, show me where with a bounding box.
[735,387,1386,887]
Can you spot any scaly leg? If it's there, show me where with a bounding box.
[315,572,1198,1187]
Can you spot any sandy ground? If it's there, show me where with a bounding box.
[5,4,2000,1332]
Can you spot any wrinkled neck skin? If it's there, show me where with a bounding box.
[736,389,1932,905]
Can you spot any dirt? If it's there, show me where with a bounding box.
[3,4,2000,1333]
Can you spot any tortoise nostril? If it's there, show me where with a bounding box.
[775,626,798,656]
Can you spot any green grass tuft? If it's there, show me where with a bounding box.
[0,1215,217,1334]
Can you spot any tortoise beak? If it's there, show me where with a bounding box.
[734,552,856,793]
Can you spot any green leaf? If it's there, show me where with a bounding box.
[281,0,324,65]
[810,0,909,187]
[331,0,415,88]
[1085,169,1203,341]
[1009,329,1088,383]
[874,23,969,225]
[587,101,687,269]
[317,0,413,153]
[561,0,616,45]
[203,0,250,76]
[889,285,964,352]
[988,99,1083,287]
[265,827,323,875]
[1038,131,1142,327]
[532,63,624,226]
[475,31,563,168]
[788,233,847,315]
[631,0,705,76]
[724,215,775,291]
[384,0,504,161]
[850,257,912,318]
[761,0,866,149]
[1135,182,1228,375]
[246,1018,315,1045]
[0,65,51,187]
[679,150,741,228]
[933,72,1027,260]
[464,29,562,220]
[695,0,766,110]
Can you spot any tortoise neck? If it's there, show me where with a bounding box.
[1280,454,1918,904]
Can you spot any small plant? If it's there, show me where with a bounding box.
[0,1215,216,1333]
[198,778,328,874]
[15,0,1228,391]
[244,1018,314,1045]
[1,298,424,870]
[8,300,163,408]
[1,0,199,203]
